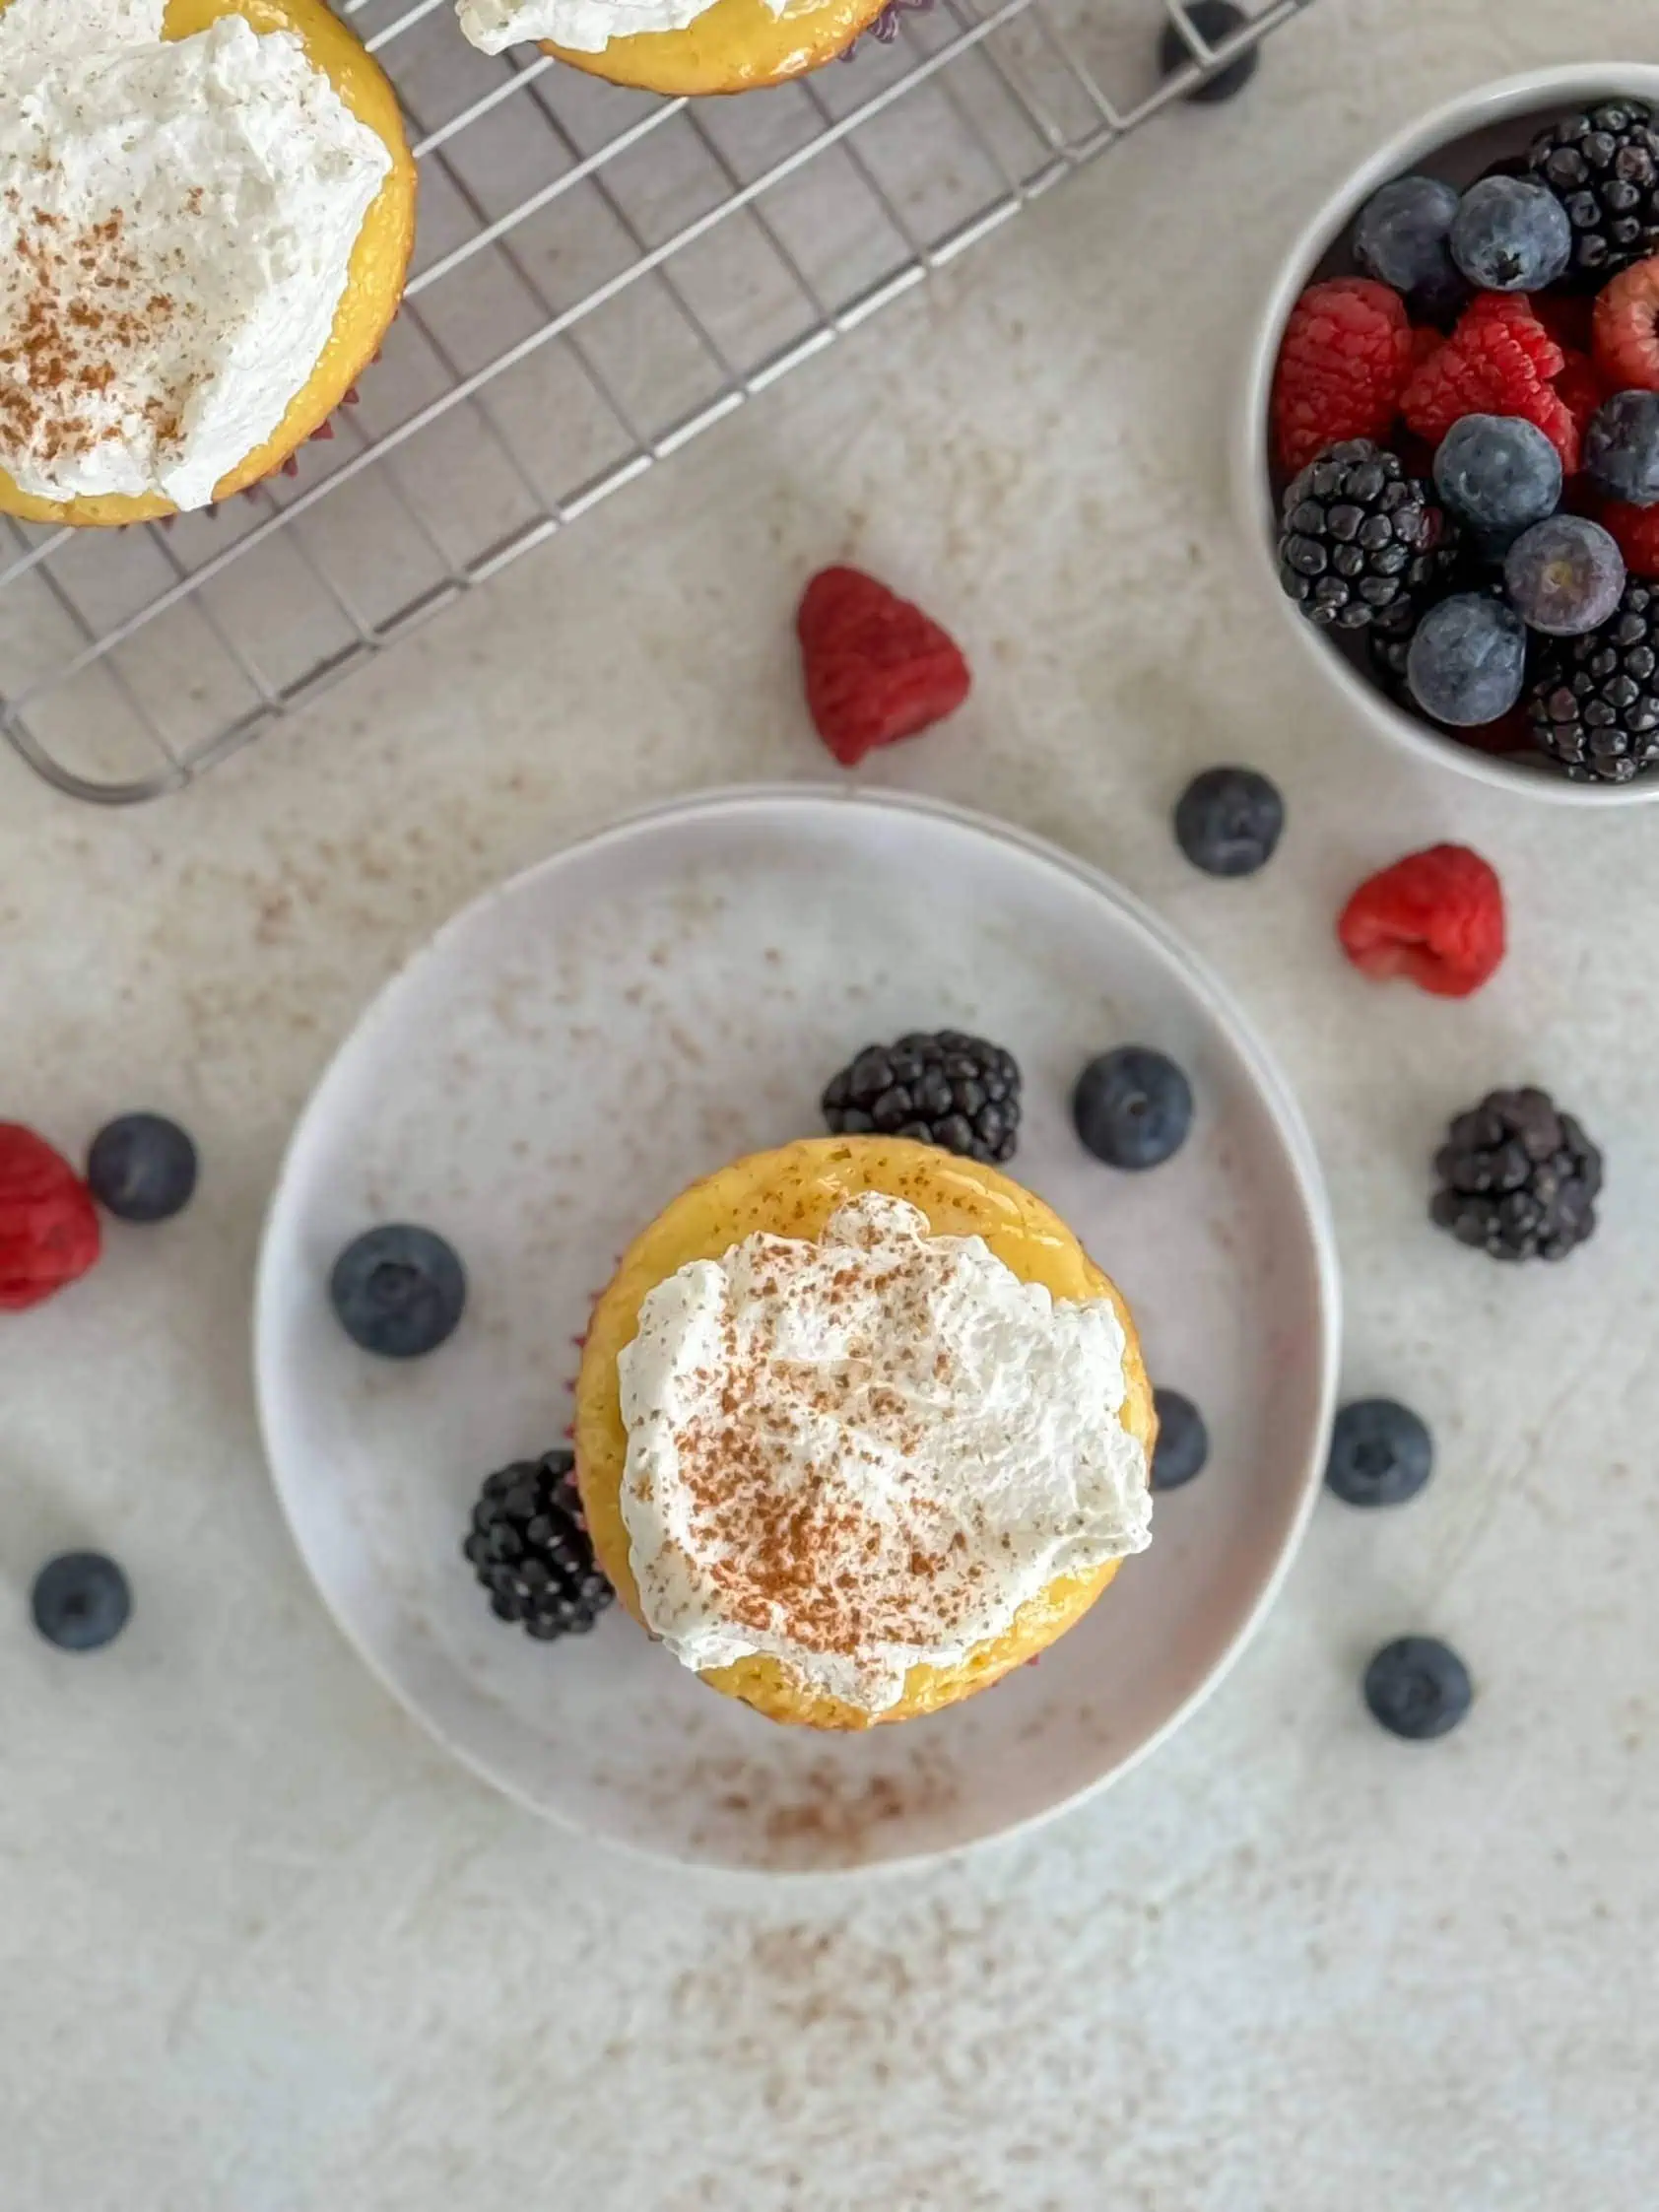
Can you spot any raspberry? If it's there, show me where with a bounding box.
[1337,844,1505,999]
[1533,392,1584,474]
[796,566,970,767]
[1593,253,1659,393]
[0,1125,101,1311]
[1532,290,1595,356]
[1456,704,1538,757]
[1601,498,1659,575]
[1271,278,1414,474]
[1554,349,1608,450]
[1410,324,1444,371]
[1401,293,1577,471]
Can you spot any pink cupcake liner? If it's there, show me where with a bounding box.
[843,0,935,57]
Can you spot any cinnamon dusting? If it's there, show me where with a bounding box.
[0,198,191,474]
[663,1216,984,1664]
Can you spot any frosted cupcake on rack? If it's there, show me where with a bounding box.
[0,0,417,528]
[456,0,894,98]
[574,1135,1157,1730]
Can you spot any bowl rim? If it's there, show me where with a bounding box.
[1236,61,1659,808]
[252,782,1344,1880]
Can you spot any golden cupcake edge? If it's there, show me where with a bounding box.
[542,0,888,98]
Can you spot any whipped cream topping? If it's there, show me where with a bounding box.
[0,0,390,509]
[457,0,784,57]
[617,1192,1152,1714]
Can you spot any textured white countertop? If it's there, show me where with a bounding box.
[5,2,1659,2205]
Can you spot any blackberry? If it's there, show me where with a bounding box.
[1367,595,1421,694]
[1278,441,1447,633]
[1430,1088,1602,1262]
[463,1449,614,1640]
[822,1031,1020,1165]
[1527,101,1659,283]
[1526,578,1659,781]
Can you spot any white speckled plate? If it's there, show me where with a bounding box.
[255,788,1339,1873]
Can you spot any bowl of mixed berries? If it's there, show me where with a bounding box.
[1243,67,1659,800]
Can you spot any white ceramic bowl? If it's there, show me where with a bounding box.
[1238,65,1659,807]
[255,787,1339,1875]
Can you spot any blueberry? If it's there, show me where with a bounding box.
[1152,1390,1209,1488]
[1584,390,1659,506]
[1362,1636,1473,1741]
[1073,1047,1193,1171]
[31,1552,131,1651]
[1173,767,1285,877]
[86,1112,198,1223]
[1431,415,1561,548]
[1504,515,1626,637]
[1353,174,1465,320]
[1157,1,1258,105]
[1449,175,1572,291]
[1325,1399,1433,1508]
[1405,593,1527,726]
[330,1225,466,1359]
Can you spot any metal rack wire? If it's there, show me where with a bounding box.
[0,0,1316,803]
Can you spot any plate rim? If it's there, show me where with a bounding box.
[253,782,1343,1877]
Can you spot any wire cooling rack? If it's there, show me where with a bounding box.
[0,0,1316,803]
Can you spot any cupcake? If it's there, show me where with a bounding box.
[0,0,417,528]
[456,0,892,98]
[574,1136,1157,1730]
